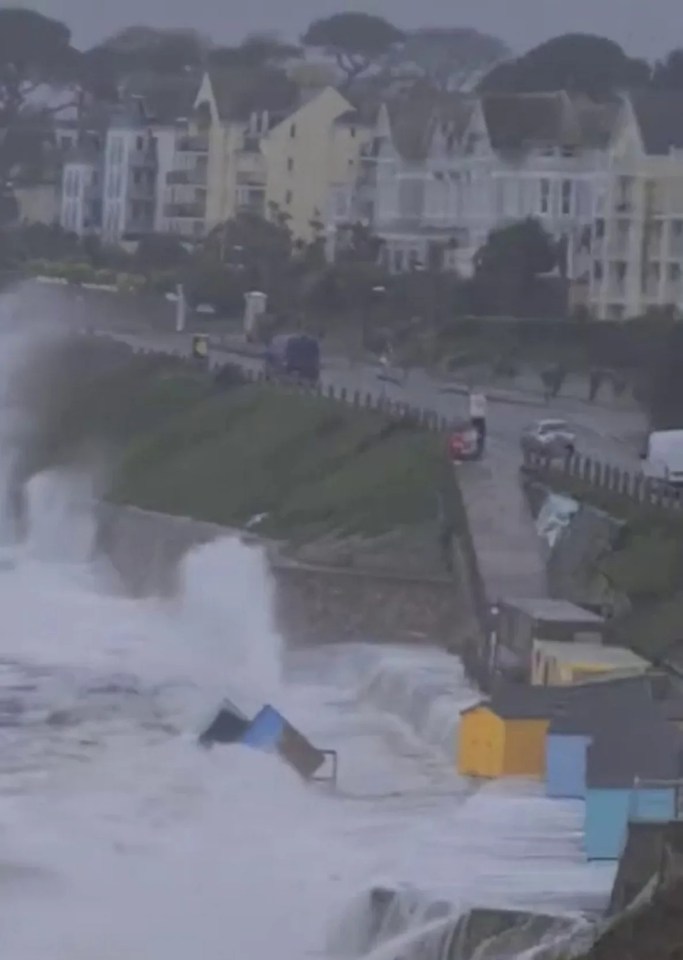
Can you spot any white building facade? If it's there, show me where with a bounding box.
[60,153,102,237]
[328,91,617,283]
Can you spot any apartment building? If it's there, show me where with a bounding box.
[589,92,683,320]
[263,86,371,243]
[168,66,302,240]
[60,147,102,236]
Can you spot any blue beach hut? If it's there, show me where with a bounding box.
[584,701,682,860]
[546,676,659,800]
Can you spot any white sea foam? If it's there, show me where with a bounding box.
[0,288,615,959]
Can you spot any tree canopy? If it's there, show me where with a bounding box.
[476,218,557,280]
[479,33,651,99]
[302,12,404,83]
[0,8,80,124]
[209,34,300,70]
[389,28,509,91]
[652,49,683,89]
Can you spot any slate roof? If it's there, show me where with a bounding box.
[548,675,659,735]
[463,682,584,721]
[480,92,619,153]
[481,92,573,150]
[206,67,299,123]
[120,73,201,124]
[629,91,683,155]
[586,697,683,789]
[502,597,604,624]
[386,86,474,162]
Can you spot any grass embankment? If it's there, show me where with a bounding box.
[42,344,448,542]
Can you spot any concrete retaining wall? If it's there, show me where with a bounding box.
[94,503,469,650]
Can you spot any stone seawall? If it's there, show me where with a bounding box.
[94,504,468,649]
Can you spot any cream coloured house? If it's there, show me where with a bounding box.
[263,87,371,243]
[589,92,683,320]
[163,67,300,239]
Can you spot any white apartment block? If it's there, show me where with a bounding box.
[589,92,683,320]
[60,152,102,237]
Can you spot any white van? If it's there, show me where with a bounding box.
[641,429,683,486]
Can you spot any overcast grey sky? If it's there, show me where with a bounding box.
[13,0,680,59]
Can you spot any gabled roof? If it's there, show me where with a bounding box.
[385,85,474,162]
[120,73,202,125]
[628,91,683,155]
[206,67,299,123]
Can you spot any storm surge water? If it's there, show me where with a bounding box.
[0,290,613,959]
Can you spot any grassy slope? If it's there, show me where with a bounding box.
[46,353,446,540]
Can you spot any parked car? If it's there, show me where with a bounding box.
[520,419,576,459]
[640,429,683,488]
[264,333,320,384]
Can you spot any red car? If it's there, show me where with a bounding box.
[448,426,478,461]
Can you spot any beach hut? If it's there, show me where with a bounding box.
[584,702,682,860]
[531,639,649,687]
[495,598,604,682]
[458,686,563,779]
[545,677,656,800]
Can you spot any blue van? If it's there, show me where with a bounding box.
[264,333,320,383]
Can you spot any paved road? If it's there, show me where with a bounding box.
[99,327,645,604]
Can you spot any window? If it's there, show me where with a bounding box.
[593,261,603,280]
[540,178,550,214]
[136,136,144,151]
[289,123,296,138]
[561,180,572,216]
[616,261,627,282]
[673,220,683,236]
[595,218,605,239]
[669,263,681,281]
[287,157,293,172]
[285,190,292,205]
[133,170,142,185]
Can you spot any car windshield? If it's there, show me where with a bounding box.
[538,421,568,434]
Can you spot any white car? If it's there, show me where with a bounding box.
[521,419,576,459]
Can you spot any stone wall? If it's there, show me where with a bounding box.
[272,556,463,649]
[93,504,471,650]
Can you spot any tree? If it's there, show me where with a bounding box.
[0,9,80,223]
[473,218,559,316]
[200,212,293,305]
[210,34,301,70]
[479,33,650,100]
[0,9,79,124]
[652,49,683,89]
[302,13,404,84]
[476,219,557,279]
[389,28,509,91]
[93,26,207,77]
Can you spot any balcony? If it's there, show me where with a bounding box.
[164,202,206,219]
[176,134,209,154]
[167,167,207,186]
